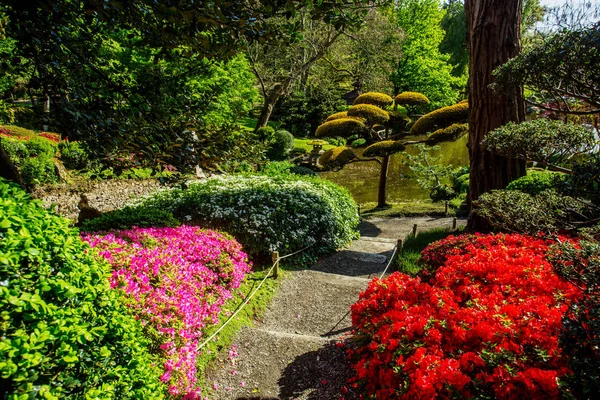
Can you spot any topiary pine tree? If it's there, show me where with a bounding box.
[316,91,468,207]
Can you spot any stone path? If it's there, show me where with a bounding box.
[205,216,466,399]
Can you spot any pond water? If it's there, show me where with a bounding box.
[319,135,469,204]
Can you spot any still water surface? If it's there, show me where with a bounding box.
[319,135,469,203]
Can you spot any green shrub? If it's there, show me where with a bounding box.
[409,102,469,136]
[319,146,356,170]
[324,136,347,147]
[453,173,470,194]
[363,140,405,158]
[474,189,600,234]
[426,123,468,144]
[315,118,366,138]
[386,110,411,133]
[255,126,275,142]
[0,179,164,398]
[58,140,89,170]
[81,206,181,232]
[347,134,359,142]
[506,170,566,195]
[0,124,36,139]
[260,161,317,177]
[267,129,295,160]
[325,111,349,122]
[351,138,367,148]
[394,91,430,107]
[347,103,390,126]
[133,175,359,261]
[2,135,59,188]
[19,157,58,188]
[353,92,394,108]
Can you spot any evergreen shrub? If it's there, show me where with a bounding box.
[0,179,163,399]
[410,102,469,136]
[347,104,390,126]
[353,92,394,108]
[315,118,366,138]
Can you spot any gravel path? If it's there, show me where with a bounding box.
[205,216,466,399]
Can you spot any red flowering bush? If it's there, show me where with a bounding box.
[349,233,581,399]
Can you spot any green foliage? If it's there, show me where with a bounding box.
[347,103,390,126]
[133,175,359,261]
[324,136,347,147]
[353,92,393,108]
[326,111,349,122]
[315,118,366,138]
[453,172,470,194]
[426,123,468,144]
[506,170,566,195]
[267,129,295,160]
[363,140,405,158]
[319,146,357,170]
[409,101,469,136]
[2,135,59,188]
[81,206,180,232]
[58,141,89,170]
[391,0,465,108]
[0,124,36,139]
[10,107,38,130]
[397,227,463,275]
[483,119,597,167]
[403,143,456,202]
[351,138,367,147]
[0,178,164,398]
[439,0,468,77]
[386,110,411,133]
[493,22,600,111]
[256,126,275,142]
[394,91,431,114]
[474,189,600,234]
[259,161,317,177]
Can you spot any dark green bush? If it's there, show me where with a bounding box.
[81,205,181,232]
[0,178,164,398]
[256,126,275,142]
[474,189,600,234]
[267,129,295,160]
[506,170,566,195]
[351,138,367,148]
[59,140,89,170]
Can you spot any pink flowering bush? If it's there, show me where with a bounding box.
[82,226,251,398]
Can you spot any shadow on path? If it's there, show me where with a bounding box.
[278,341,359,400]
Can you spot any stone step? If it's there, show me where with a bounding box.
[206,327,357,400]
[261,270,367,338]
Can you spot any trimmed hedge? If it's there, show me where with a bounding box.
[267,129,294,160]
[319,146,356,170]
[506,170,567,195]
[133,175,360,261]
[363,140,406,158]
[325,111,349,122]
[0,178,163,398]
[410,102,469,136]
[394,91,430,107]
[427,123,469,144]
[315,118,366,138]
[347,104,390,126]
[353,92,394,108]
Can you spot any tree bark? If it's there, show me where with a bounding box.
[0,137,23,186]
[465,0,527,231]
[255,83,287,130]
[377,155,390,208]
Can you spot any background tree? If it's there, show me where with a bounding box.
[391,0,465,108]
[464,0,526,231]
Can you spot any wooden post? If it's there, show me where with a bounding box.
[452,217,457,231]
[272,251,279,279]
[412,224,418,237]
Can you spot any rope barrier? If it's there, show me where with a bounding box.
[378,245,399,280]
[197,241,315,350]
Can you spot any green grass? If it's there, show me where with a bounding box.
[238,117,280,131]
[360,200,453,218]
[396,227,464,275]
[292,137,336,153]
[197,264,289,395]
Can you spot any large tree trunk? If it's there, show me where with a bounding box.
[465,0,526,231]
[256,78,294,130]
[0,137,23,185]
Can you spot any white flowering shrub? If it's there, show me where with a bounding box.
[137,174,359,259]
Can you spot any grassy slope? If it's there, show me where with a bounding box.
[396,227,464,275]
